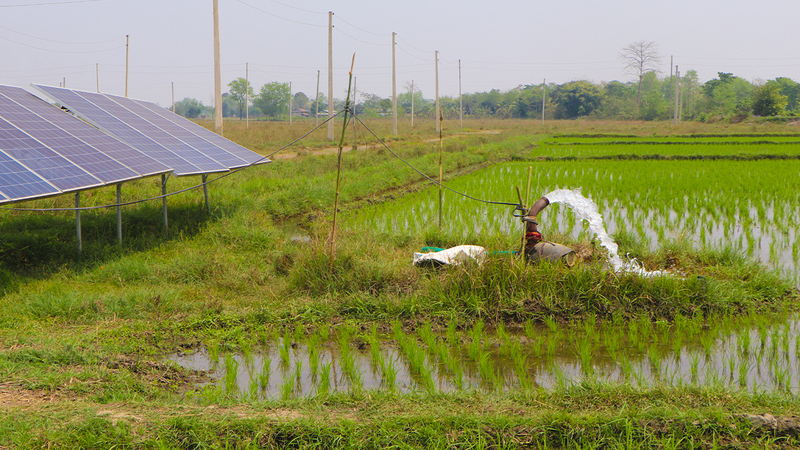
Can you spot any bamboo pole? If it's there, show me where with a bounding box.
[438,106,443,229]
[330,54,356,272]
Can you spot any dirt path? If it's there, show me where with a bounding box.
[270,130,500,160]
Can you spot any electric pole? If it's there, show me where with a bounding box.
[435,50,440,134]
[213,0,223,136]
[392,32,397,136]
[125,35,129,97]
[327,11,334,141]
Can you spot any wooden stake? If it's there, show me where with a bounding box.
[438,106,443,229]
[330,54,356,272]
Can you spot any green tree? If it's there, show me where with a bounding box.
[255,82,290,118]
[172,97,204,118]
[772,77,800,113]
[227,77,254,120]
[293,92,310,110]
[701,72,754,117]
[553,80,603,119]
[600,80,636,119]
[751,82,787,116]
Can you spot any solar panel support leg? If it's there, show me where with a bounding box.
[161,174,168,231]
[202,174,209,215]
[75,192,82,255]
[116,184,122,246]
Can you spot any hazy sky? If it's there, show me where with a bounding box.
[1,0,798,108]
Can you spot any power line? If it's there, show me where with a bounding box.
[333,27,387,47]
[334,15,386,37]
[0,35,124,53]
[230,0,324,28]
[0,24,123,45]
[0,0,105,7]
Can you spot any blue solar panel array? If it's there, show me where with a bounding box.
[0,83,267,205]
[0,85,172,205]
[33,85,269,176]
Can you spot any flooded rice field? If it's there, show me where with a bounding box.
[346,160,800,284]
[169,313,800,399]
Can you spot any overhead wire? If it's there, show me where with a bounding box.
[0,24,124,45]
[0,35,124,54]
[229,0,324,28]
[0,0,105,7]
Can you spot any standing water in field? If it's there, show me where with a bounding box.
[544,189,667,277]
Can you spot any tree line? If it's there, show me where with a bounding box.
[172,72,798,123]
[172,39,799,123]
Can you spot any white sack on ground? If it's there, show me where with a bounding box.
[412,245,487,267]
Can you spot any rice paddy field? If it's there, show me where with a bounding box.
[1,119,800,448]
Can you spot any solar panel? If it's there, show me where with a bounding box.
[0,149,59,202]
[33,85,210,176]
[0,86,170,179]
[108,95,251,169]
[0,116,102,192]
[0,88,140,185]
[132,99,268,167]
[75,90,229,174]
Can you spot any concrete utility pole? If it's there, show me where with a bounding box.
[435,50,440,134]
[392,32,397,136]
[245,63,249,129]
[669,56,673,126]
[458,59,463,129]
[327,11,334,141]
[542,79,546,125]
[213,0,223,136]
[315,70,320,127]
[410,80,415,127]
[125,35,129,97]
[674,65,680,125]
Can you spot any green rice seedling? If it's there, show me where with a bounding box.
[699,333,714,356]
[223,353,240,395]
[293,359,304,392]
[248,369,259,399]
[737,330,751,355]
[577,337,594,375]
[319,325,330,342]
[279,372,294,400]
[318,361,331,394]
[280,331,291,368]
[381,355,398,391]
[727,356,735,381]
[496,322,510,348]
[477,350,498,390]
[207,340,220,368]
[544,316,557,333]
[446,319,459,347]
[511,347,530,389]
[648,344,662,378]
[689,353,700,382]
[259,357,271,393]
[546,334,558,359]
[523,319,535,341]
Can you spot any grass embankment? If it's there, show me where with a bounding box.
[1,119,799,448]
